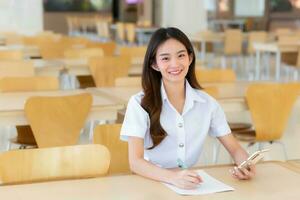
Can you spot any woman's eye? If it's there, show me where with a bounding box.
[178,54,186,58]
[162,57,169,61]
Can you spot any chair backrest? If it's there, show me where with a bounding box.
[0,60,34,78]
[247,31,268,54]
[64,48,104,59]
[0,50,24,60]
[0,144,110,185]
[246,83,300,141]
[0,76,59,92]
[224,29,243,55]
[24,93,92,148]
[87,41,116,56]
[203,86,219,98]
[93,124,129,174]
[119,46,147,58]
[125,23,136,43]
[89,56,131,87]
[116,22,125,41]
[115,76,141,87]
[195,68,236,83]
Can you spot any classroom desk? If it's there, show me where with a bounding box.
[0,45,40,59]
[190,33,249,63]
[88,81,300,113]
[286,159,300,174]
[34,58,145,77]
[0,162,299,200]
[0,89,124,126]
[88,82,251,113]
[253,42,300,80]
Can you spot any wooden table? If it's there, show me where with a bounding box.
[0,162,299,200]
[253,42,300,80]
[0,89,124,126]
[0,45,40,59]
[88,81,300,113]
[88,82,250,112]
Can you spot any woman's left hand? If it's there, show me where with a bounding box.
[230,164,256,180]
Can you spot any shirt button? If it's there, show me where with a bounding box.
[178,123,183,128]
[179,143,184,148]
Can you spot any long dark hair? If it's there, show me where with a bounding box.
[141,27,201,149]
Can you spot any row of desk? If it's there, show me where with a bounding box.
[2,81,300,127]
[190,33,300,81]
[1,161,300,199]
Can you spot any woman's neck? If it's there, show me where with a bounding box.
[162,79,186,114]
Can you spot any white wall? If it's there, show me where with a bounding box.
[160,0,207,36]
[0,0,43,35]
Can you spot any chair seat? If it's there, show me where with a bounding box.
[229,122,252,131]
[232,129,256,142]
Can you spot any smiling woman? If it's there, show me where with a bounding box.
[120,27,255,190]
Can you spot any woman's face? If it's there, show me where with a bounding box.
[153,38,192,84]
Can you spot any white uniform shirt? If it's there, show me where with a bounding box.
[120,80,231,168]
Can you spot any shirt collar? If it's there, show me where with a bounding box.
[160,79,206,104]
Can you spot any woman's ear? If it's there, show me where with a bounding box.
[151,65,160,71]
[189,54,194,65]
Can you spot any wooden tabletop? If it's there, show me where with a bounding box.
[0,161,299,200]
[0,89,124,126]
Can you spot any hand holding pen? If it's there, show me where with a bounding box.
[168,159,203,189]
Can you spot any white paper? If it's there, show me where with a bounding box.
[163,170,234,195]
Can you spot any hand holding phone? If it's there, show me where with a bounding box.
[238,149,270,170]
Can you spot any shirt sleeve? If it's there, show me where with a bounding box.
[209,100,231,137]
[120,95,150,141]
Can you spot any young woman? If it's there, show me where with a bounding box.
[120,27,255,189]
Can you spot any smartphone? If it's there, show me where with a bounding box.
[238,149,270,170]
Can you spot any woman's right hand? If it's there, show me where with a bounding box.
[169,170,202,189]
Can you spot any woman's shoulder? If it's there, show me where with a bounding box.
[128,91,145,105]
[193,88,219,106]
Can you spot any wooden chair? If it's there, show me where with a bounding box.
[0,144,110,185]
[87,41,116,56]
[115,76,141,87]
[233,83,300,159]
[0,50,24,60]
[89,56,131,87]
[195,68,236,83]
[93,124,130,175]
[64,48,104,89]
[0,76,59,92]
[125,23,136,44]
[119,46,147,58]
[64,48,104,59]
[0,76,60,149]
[24,93,92,148]
[0,60,34,78]
[116,22,126,44]
[222,29,243,69]
[247,31,268,54]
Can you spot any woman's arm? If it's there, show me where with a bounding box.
[218,134,256,180]
[128,136,202,189]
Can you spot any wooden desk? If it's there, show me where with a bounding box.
[286,160,300,174]
[88,82,251,112]
[88,81,300,113]
[253,42,300,80]
[0,45,40,59]
[0,162,299,200]
[0,90,124,126]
